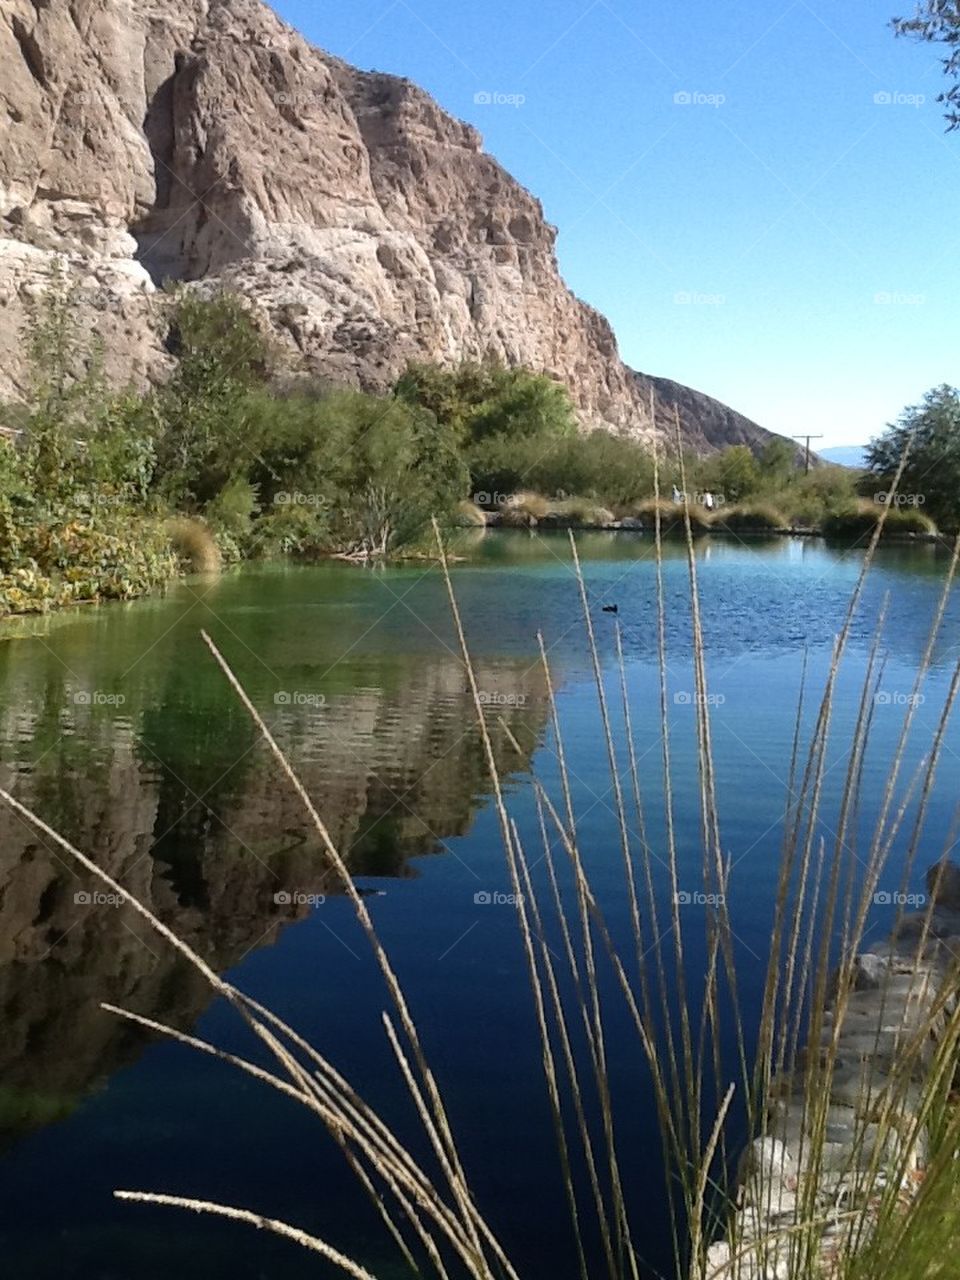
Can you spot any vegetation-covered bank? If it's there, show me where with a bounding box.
[1,273,957,616]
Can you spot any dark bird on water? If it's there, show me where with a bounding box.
[602,604,618,614]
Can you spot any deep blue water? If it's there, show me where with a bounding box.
[0,531,957,1279]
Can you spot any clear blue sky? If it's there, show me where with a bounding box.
[273,0,958,447]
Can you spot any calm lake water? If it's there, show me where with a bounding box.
[0,531,958,1279]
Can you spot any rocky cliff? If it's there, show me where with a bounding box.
[1,0,782,454]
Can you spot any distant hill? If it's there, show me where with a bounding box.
[820,445,868,469]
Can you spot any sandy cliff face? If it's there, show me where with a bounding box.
[0,0,779,453]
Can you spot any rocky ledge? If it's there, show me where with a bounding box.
[1,0,789,457]
[707,860,960,1279]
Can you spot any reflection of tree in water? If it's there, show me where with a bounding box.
[0,653,548,1148]
[140,655,259,914]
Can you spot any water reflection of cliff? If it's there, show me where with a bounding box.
[0,655,548,1148]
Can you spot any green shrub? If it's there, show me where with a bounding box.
[396,360,577,445]
[0,513,178,615]
[205,476,261,559]
[153,291,276,507]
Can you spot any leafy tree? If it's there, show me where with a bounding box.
[894,2,960,128]
[153,291,275,507]
[328,393,468,557]
[863,385,960,527]
[696,445,761,503]
[759,437,798,484]
[80,393,159,506]
[470,429,654,507]
[19,263,107,504]
[248,388,468,557]
[396,360,577,445]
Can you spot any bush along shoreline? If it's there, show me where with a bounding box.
[0,273,955,617]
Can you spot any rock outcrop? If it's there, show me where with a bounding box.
[707,863,960,1279]
[1,0,785,455]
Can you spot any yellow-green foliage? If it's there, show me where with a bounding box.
[0,513,178,616]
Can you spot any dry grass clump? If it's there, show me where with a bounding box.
[498,491,552,527]
[166,517,222,573]
[710,502,787,533]
[822,499,936,541]
[497,493,617,528]
[452,500,488,528]
[543,497,615,527]
[626,497,713,534]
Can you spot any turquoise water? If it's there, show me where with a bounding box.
[0,531,957,1278]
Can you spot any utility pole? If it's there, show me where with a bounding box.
[793,434,824,475]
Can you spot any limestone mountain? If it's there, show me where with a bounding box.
[1,0,784,454]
